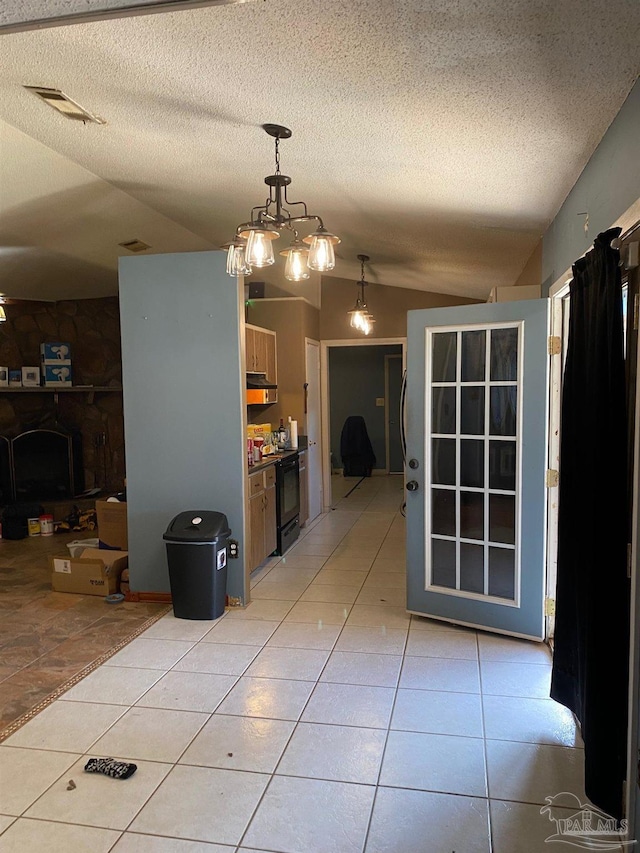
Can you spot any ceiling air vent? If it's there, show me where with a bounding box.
[118,240,151,253]
[24,86,106,124]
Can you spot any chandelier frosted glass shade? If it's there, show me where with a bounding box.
[0,306,6,323]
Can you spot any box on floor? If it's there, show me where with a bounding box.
[50,548,128,596]
[96,499,128,550]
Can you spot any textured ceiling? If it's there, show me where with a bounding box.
[0,0,639,301]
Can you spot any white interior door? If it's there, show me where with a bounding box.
[406,299,550,640]
[305,338,322,523]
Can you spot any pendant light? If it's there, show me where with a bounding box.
[226,124,340,279]
[348,254,375,335]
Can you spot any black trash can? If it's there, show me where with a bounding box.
[163,511,231,620]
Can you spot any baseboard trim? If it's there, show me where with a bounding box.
[125,592,236,608]
[126,591,172,603]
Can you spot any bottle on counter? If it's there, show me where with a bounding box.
[278,419,287,448]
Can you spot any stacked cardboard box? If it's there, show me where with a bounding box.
[96,499,128,550]
[40,342,72,386]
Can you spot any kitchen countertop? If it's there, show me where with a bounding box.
[248,449,298,475]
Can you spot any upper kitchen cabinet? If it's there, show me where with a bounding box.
[246,324,277,383]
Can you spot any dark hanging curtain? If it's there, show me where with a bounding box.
[551,227,630,820]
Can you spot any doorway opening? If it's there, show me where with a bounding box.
[321,337,406,511]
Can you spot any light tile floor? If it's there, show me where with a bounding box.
[0,477,623,852]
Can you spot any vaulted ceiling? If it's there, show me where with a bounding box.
[0,0,638,301]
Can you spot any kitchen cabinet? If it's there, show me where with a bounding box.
[248,464,277,570]
[299,450,308,528]
[246,324,277,383]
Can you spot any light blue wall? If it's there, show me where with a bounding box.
[542,79,640,293]
[118,251,246,600]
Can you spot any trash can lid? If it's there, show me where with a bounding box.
[163,510,231,543]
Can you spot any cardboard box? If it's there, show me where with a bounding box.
[41,364,73,386]
[0,367,8,387]
[96,499,128,550]
[50,549,128,596]
[9,369,21,387]
[22,366,40,386]
[40,342,72,363]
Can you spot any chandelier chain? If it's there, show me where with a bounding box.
[275,137,281,175]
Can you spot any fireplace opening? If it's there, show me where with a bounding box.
[11,429,84,502]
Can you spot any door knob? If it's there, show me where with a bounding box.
[409,458,419,469]
[406,480,419,492]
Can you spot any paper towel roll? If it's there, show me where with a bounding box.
[289,417,298,449]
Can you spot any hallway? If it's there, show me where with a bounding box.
[0,477,596,852]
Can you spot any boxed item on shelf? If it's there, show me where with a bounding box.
[247,423,271,438]
[8,369,21,387]
[50,548,128,596]
[22,366,40,387]
[40,342,72,364]
[0,367,8,387]
[96,499,128,550]
[41,364,73,386]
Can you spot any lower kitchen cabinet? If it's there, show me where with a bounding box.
[249,465,277,570]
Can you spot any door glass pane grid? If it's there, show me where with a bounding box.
[426,323,521,606]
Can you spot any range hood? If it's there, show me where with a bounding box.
[247,372,277,390]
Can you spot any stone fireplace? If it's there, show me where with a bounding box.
[0,297,125,502]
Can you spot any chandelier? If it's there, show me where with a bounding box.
[348,254,375,335]
[225,124,340,281]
